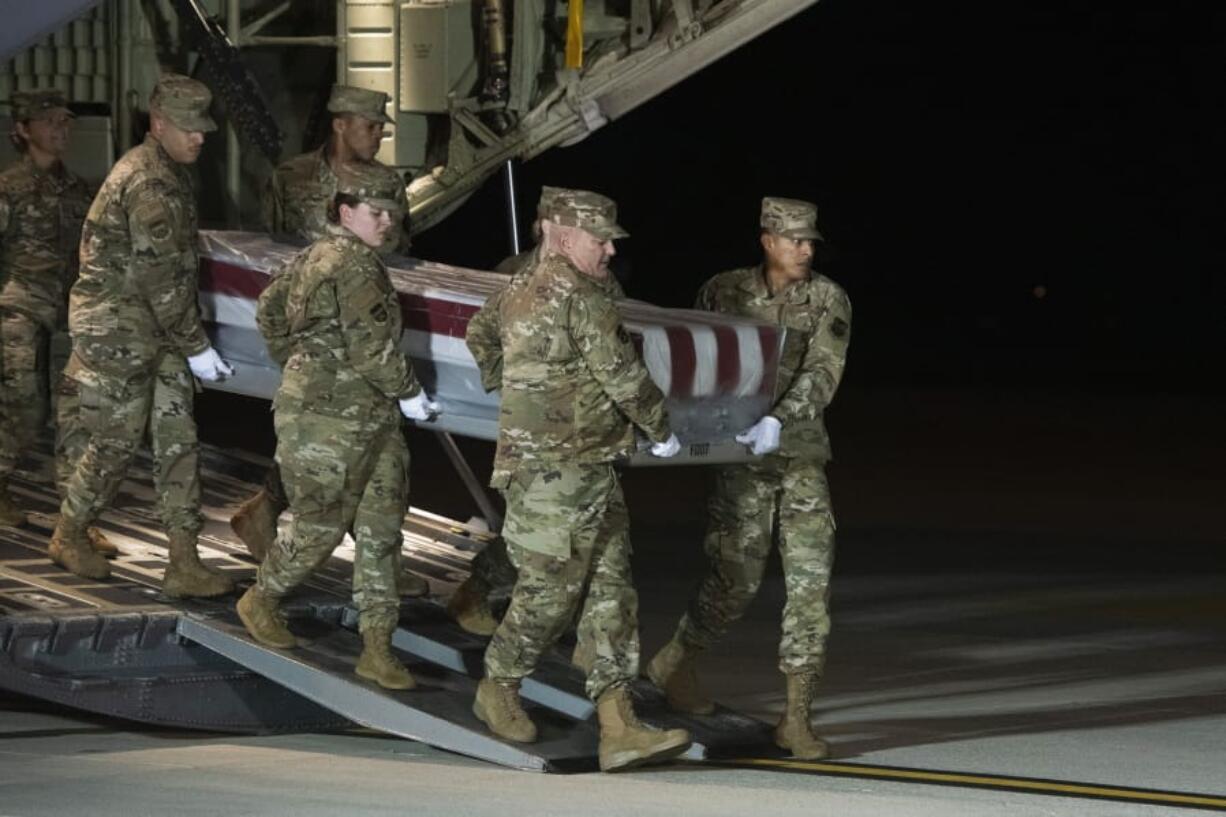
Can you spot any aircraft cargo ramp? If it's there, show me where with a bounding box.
[0,435,779,772]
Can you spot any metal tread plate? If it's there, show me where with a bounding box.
[392,601,781,760]
[179,611,602,772]
[0,433,776,770]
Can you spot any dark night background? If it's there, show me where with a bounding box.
[414,1,1226,391]
[208,1,1226,575]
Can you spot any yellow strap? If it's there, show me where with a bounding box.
[565,0,584,69]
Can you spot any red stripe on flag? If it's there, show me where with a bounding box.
[200,257,268,299]
[665,325,696,398]
[200,256,483,340]
[200,256,668,357]
[398,292,480,339]
[712,325,741,394]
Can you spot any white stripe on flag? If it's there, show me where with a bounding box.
[200,292,257,328]
[633,323,673,396]
[690,325,718,397]
[733,324,764,396]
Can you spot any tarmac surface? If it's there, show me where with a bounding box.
[1,385,1223,815]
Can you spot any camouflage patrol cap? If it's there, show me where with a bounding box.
[546,187,628,240]
[537,185,564,219]
[327,85,394,124]
[11,89,73,121]
[760,196,823,241]
[150,74,217,133]
[335,162,404,213]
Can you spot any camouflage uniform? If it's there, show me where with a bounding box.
[262,85,410,255]
[466,252,626,604]
[237,85,412,556]
[466,190,672,701]
[56,80,219,543]
[0,91,92,504]
[671,197,852,675]
[251,179,422,635]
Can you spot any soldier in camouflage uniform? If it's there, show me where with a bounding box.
[447,186,628,637]
[465,187,690,772]
[646,197,851,760]
[235,165,439,690]
[262,84,410,252]
[230,84,415,574]
[49,75,238,599]
[0,90,102,543]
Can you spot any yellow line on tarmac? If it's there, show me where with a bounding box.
[703,758,1226,811]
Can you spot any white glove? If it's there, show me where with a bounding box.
[650,433,681,458]
[735,415,781,456]
[187,347,235,382]
[399,392,441,422]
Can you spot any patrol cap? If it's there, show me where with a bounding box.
[11,89,73,121]
[327,85,394,125]
[150,74,217,133]
[335,162,404,213]
[760,196,823,241]
[545,187,628,240]
[536,185,563,219]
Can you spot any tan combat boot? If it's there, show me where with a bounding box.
[397,571,429,598]
[473,678,537,743]
[87,527,119,557]
[236,585,296,649]
[162,530,236,598]
[48,518,110,579]
[355,624,416,690]
[447,575,498,635]
[774,670,829,759]
[596,685,692,772]
[229,488,280,562]
[645,636,715,715]
[0,482,27,527]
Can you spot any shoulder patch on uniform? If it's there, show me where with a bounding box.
[830,317,849,339]
[129,194,177,248]
[339,262,391,324]
[617,325,631,345]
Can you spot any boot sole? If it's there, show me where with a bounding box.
[600,733,692,772]
[48,547,110,580]
[355,665,416,691]
[162,582,237,600]
[398,579,431,599]
[774,729,830,760]
[453,614,498,636]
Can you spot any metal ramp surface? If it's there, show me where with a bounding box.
[1,432,779,771]
[178,610,601,772]
[388,599,782,761]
